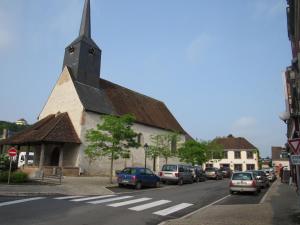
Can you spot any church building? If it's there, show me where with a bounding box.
[0,0,189,176]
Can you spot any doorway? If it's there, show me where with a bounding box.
[50,147,60,166]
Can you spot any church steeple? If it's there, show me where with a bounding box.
[62,0,101,88]
[79,0,91,38]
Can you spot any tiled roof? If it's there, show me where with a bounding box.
[72,75,187,134]
[0,113,81,145]
[214,135,256,150]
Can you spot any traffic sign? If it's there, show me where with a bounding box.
[8,147,17,157]
[288,138,300,155]
[291,155,300,165]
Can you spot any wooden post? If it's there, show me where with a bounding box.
[58,147,63,167]
[25,145,30,166]
[39,144,45,169]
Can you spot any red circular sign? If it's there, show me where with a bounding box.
[8,147,17,157]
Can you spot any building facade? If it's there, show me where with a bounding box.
[0,0,189,176]
[205,135,259,171]
[282,0,300,188]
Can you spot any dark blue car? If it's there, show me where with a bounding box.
[117,167,160,189]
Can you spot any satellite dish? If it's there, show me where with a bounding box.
[279,111,290,121]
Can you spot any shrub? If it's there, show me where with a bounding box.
[0,171,8,182]
[0,153,18,172]
[0,171,28,183]
[11,172,28,183]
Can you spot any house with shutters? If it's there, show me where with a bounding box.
[205,135,259,171]
[0,0,189,176]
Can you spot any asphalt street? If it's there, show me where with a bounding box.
[0,179,270,225]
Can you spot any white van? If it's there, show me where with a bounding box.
[18,152,34,167]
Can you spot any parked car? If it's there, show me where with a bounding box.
[205,167,223,180]
[248,170,270,189]
[262,169,276,182]
[190,166,206,182]
[229,172,260,195]
[220,167,232,178]
[159,164,193,185]
[117,167,160,189]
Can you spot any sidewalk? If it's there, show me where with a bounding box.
[0,176,116,196]
[162,180,300,225]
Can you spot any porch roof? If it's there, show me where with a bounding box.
[0,113,81,145]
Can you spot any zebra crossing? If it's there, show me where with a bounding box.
[0,195,193,217]
[53,194,193,216]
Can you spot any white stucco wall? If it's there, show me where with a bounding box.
[39,67,84,136]
[77,111,185,175]
[205,149,259,171]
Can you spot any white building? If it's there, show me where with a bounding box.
[205,135,259,171]
[0,0,189,176]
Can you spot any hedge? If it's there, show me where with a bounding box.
[0,171,28,183]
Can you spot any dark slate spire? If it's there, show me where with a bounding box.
[62,0,101,88]
[79,0,91,38]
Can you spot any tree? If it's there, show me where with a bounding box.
[85,114,139,183]
[160,133,180,164]
[178,140,224,166]
[147,132,180,171]
[178,140,207,166]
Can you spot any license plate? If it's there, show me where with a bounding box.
[122,180,129,183]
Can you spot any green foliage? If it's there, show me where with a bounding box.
[0,153,18,172]
[11,171,28,183]
[85,114,139,183]
[0,171,28,183]
[178,140,224,165]
[0,121,29,136]
[148,132,180,165]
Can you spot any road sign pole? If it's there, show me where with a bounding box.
[7,156,12,185]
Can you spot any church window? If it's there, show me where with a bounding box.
[68,46,75,54]
[89,48,95,55]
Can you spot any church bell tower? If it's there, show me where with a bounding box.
[62,0,101,88]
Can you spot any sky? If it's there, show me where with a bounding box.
[0,0,291,157]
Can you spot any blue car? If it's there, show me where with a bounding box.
[117,167,161,189]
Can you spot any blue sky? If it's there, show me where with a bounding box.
[0,0,290,157]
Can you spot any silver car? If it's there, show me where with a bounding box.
[229,172,260,195]
[159,164,193,185]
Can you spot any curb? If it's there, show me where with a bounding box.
[0,192,61,197]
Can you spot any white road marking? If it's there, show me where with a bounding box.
[0,197,45,207]
[70,195,116,202]
[88,196,133,204]
[107,197,152,207]
[129,200,171,211]
[153,203,193,216]
[54,196,83,200]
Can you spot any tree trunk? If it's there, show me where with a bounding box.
[165,157,168,164]
[153,156,156,172]
[110,151,114,184]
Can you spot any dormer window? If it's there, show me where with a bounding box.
[89,48,95,55]
[68,46,75,54]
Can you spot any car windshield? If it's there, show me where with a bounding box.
[205,168,215,172]
[122,168,137,174]
[232,173,253,180]
[162,165,177,171]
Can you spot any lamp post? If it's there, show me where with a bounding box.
[144,143,149,168]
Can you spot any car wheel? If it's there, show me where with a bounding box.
[155,181,160,188]
[118,183,124,187]
[230,190,234,195]
[253,190,259,195]
[161,181,166,184]
[178,178,183,185]
[135,181,142,190]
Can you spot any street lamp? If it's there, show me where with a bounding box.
[144,143,149,168]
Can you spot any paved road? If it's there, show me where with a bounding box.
[0,179,270,225]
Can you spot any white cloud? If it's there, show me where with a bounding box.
[186,33,213,64]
